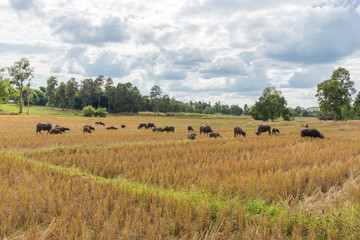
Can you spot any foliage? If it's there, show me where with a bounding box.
[249,87,287,121]
[46,76,58,108]
[111,83,144,113]
[230,104,243,115]
[316,67,355,121]
[7,58,34,113]
[56,82,67,110]
[81,105,96,117]
[65,77,78,110]
[150,85,162,114]
[243,104,250,115]
[0,76,11,105]
[94,107,108,117]
[282,107,296,121]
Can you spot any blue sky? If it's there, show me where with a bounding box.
[1,0,360,107]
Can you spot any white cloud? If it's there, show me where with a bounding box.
[1,0,360,108]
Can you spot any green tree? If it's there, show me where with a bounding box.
[0,76,11,107]
[95,107,108,117]
[79,78,96,108]
[249,87,287,121]
[353,91,360,118]
[282,107,296,121]
[230,104,243,115]
[31,89,47,106]
[7,58,34,114]
[111,83,143,113]
[95,75,105,108]
[104,77,114,113]
[46,76,58,108]
[316,67,355,121]
[82,105,96,117]
[56,82,66,110]
[65,77,78,111]
[243,104,250,115]
[150,85,162,115]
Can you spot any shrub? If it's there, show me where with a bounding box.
[82,105,96,117]
[95,107,108,117]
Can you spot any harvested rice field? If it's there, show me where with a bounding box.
[1,114,360,239]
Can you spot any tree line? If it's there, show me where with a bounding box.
[1,58,359,121]
[0,58,247,116]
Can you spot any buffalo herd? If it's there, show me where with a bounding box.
[36,121,324,140]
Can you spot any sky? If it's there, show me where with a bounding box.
[1,0,360,108]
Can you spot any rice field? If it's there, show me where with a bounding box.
[1,114,360,239]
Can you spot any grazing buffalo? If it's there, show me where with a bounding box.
[199,125,213,135]
[84,125,95,131]
[188,126,194,131]
[55,126,70,133]
[95,121,105,126]
[36,123,52,135]
[121,124,126,128]
[255,125,271,135]
[106,126,118,130]
[152,127,163,132]
[301,128,324,139]
[187,133,196,140]
[138,123,147,129]
[83,126,92,133]
[50,128,62,134]
[272,128,280,134]
[234,126,246,137]
[209,132,222,138]
[147,122,155,128]
[162,126,175,133]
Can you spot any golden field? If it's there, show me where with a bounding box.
[1,113,360,239]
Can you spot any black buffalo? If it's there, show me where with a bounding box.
[301,128,324,139]
[255,125,271,135]
[234,126,246,137]
[138,123,147,129]
[152,127,163,132]
[106,126,118,130]
[50,128,62,134]
[199,125,213,135]
[188,126,194,131]
[83,125,95,133]
[36,123,52,135]
[83,126,92,133]
[305,124,309,128]
[162,126,175,133]
[147,122,155,128]
[272,128,280,134]
[209,132,222,138]
[187,133,196,140]
[55,126,70,133]
[121,124,126,128]
[95,121,105,126]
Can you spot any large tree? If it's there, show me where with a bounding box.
[79,78,96,108]
[56,82,67,110]
[316,67,355,121]
[0,75,11,106]
[150,85,162,115]
[104,77,114,113]
[7,58,34,114]
[95,75,105,108]
[46,76,58,109]
[249,87,287,121]
[65,77,78,111]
